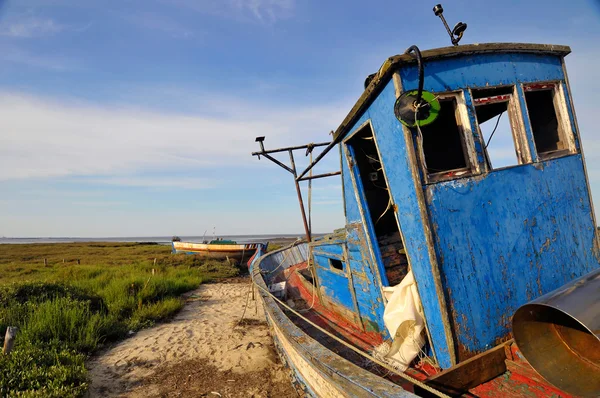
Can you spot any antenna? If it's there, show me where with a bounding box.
[433,4,467,46]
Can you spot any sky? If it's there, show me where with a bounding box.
[1,0,600,237]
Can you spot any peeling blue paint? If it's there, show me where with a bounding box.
[426,155,599,357]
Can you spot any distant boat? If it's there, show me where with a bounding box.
[171,238,268,265]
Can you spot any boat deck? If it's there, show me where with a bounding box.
[276,262,573,398]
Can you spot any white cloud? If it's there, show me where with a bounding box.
[0,18,63,38]
[0,92,346,183]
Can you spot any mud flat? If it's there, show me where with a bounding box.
[87,279,297,397]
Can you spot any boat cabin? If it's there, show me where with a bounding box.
[302,43,598,369]
[252,40,600,396]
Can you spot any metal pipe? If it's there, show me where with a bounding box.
[260,153,294,174]
[297,171,341,182]
[289,150,311,242]
[296,139,338,181]
[252,141,330,156]
[512,268,600,397]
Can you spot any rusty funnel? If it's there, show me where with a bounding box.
[512,268,600,397]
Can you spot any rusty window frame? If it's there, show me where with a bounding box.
[471,85,531,170]
[416,91,480,184]
[522,81,576,161]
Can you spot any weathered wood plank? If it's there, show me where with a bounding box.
[415,341,510,396]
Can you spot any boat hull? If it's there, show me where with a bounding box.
[172,241,265,264]
[251,243,416,398]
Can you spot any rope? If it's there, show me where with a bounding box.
[236,280,253,327]
[485,111,504,148]
[415,106,429,173]
[375,195,393,225]
[297,257,317,314]
[250,269,449,398]
[261,238,303,276]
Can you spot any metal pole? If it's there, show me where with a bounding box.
[251,141,330,156]
[289,150,311,242]
[296,137,338,181]
[297,171,342,182]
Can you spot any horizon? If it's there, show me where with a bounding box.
[0,232,316,239]
[2,1,600,236]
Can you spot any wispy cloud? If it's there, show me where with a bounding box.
[0,92,345,182]
[92,176,216,190]
[0,17,63,38]
[167,0,295,23]
[70,200,130,207]
[0,47,80,71]
[238,0,294,22]
[123,12,195,39]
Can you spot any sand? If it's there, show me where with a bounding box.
[87,279,297,397]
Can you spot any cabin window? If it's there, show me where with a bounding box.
[523,83,573,159]
[473,86,528,169]
[418,93,475,181]
[329,258,344,271]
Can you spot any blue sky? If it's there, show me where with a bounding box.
[1,0,600,237]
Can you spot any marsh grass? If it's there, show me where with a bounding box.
[0,242,239,396]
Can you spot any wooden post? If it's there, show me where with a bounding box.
[152,268,155,276]
[153,258,157,266]
[3,327,17,355]
[62,259,65,264]
[43,258,47,266]
[77,259,80,265]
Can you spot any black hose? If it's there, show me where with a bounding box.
[404,45,424,106]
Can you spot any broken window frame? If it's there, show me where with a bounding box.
[415,91,480,184]
[522,81,576,161]
[329,258,345,272]
[471,85,532,170]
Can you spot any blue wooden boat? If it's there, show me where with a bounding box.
[250,5,599,397]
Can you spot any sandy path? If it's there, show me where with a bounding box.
[87,280,297,397]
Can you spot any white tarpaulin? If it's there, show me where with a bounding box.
[378,270,425,371]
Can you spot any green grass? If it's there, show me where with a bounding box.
[0,242,239,396]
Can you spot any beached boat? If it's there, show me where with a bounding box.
[249,5,600,397]
[172,239,267,264]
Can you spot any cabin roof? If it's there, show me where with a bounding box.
[332,43,571,142]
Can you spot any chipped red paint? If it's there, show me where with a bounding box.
[523,83,556,91]
[471,367,574,398]
[469,343,574,397]
[473,94,511,105]
[285,265,384,350]
[246,251,259,268]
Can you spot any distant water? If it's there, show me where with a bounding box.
[0,234,306,245]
